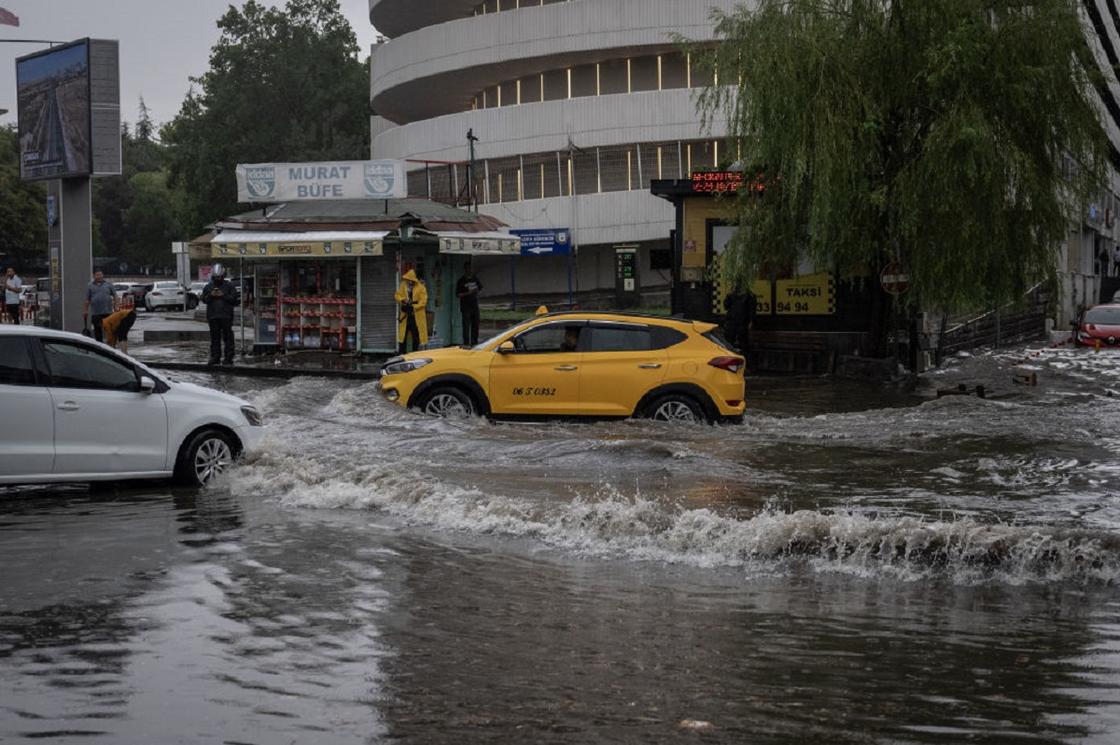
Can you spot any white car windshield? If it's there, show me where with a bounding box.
[154,282,179,289]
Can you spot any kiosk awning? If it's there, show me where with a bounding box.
[437,231,520,256]
[210,231,388,259]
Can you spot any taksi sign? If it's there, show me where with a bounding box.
[236,160,407,202]
[510,228,571,256]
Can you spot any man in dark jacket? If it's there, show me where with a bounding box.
[723,289,756,357]
[201,264,239,366]
[455,259,483,346]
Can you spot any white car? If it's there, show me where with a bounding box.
[0,326,264,487]
[146,281,188,311]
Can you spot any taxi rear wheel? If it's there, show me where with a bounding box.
[419,386,476,418]
[646,394,705,424]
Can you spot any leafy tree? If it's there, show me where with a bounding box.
[121,171,182,270]
[162,0,371,235]
[693,0,1109,314]
[0,125,47,271]
[92,101,174,263]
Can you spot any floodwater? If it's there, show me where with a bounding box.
[3,345,1120,743]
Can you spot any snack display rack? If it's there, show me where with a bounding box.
[253,263,280,349]
[280,296,358,351]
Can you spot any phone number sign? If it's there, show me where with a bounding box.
[765,272,835,315]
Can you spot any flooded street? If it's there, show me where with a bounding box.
[3,345,1120,743]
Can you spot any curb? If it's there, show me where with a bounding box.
[147,361,379,380]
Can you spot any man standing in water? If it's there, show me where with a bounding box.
[455,260,483,346]
[201,264,239,366]
[83,270,116,342]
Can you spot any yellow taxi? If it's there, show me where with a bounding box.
[376,311,746,423]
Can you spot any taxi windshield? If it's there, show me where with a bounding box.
[472,316,542,351]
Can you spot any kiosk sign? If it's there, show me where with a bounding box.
[236,160,407,202]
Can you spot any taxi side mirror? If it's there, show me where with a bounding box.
[497,340,515,354]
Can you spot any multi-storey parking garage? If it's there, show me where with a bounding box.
[368,0,740,301]
[369,0,1120,317]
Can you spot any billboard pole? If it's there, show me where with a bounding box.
[47,179,93,332]
[16,38,120,333]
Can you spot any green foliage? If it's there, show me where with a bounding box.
[0,125,47,271]
[692,0,1109,311]
[122,171,183,268]
[92,99,175,266]
[162,0,371,235]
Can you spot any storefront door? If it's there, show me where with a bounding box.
[359,253,399,352]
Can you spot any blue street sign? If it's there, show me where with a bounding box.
[511,228,571,257]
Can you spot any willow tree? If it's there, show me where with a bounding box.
[693,0,1109,315]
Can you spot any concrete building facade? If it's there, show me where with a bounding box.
[367,0,739,302]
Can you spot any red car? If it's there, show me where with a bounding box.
[1076,304,1120,347]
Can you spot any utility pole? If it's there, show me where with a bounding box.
[567,136,586,308]
[467,129,479,213]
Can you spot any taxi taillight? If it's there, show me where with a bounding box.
[708,356,745,373]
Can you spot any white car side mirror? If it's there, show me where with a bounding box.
[139,375,156,393]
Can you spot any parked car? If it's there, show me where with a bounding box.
[146,281,188,311]
[376,311,746,423]
[0,325,264,486]
[111,282,150,308]
[1075,303,1120,347]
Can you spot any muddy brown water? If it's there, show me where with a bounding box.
[3,345,1120,743]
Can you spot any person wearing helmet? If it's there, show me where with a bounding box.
[201,264,240,366]
[394,268,428,353]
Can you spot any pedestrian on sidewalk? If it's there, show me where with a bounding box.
[4,267,22,325]
[83,270,116,342]
[101,306,137,355]
[201,264,239,366]
[723,288,756,357]
[1113,244,1120,277]
[455,259,483,346]
[395,268,428,354]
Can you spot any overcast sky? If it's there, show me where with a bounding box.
[0,0,377,129]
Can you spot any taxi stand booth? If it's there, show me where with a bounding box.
[651,172,876,372]
[206,229,519,355]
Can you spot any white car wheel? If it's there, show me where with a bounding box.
[177,428,239,486]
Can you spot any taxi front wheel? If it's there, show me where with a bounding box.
[646,394,706,424]
[418,386,477,418]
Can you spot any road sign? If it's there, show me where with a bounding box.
[880,262,910,295]
[510,228,571,256]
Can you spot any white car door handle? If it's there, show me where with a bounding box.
[638,363,662,369]
[57,401,80,411]
[554,365,578,371]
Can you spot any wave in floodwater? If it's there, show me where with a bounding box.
[226,454,1120,585]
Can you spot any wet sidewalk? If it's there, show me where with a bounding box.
[130,311,385,379]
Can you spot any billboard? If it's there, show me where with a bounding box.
[16,38,120,181]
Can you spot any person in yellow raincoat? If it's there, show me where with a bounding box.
[101,306,137,354]
[394,269,428,353]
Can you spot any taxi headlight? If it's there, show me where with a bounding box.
[241,406,264,426]
[382,357,433,375]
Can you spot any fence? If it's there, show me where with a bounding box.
[937,284,1050,358]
